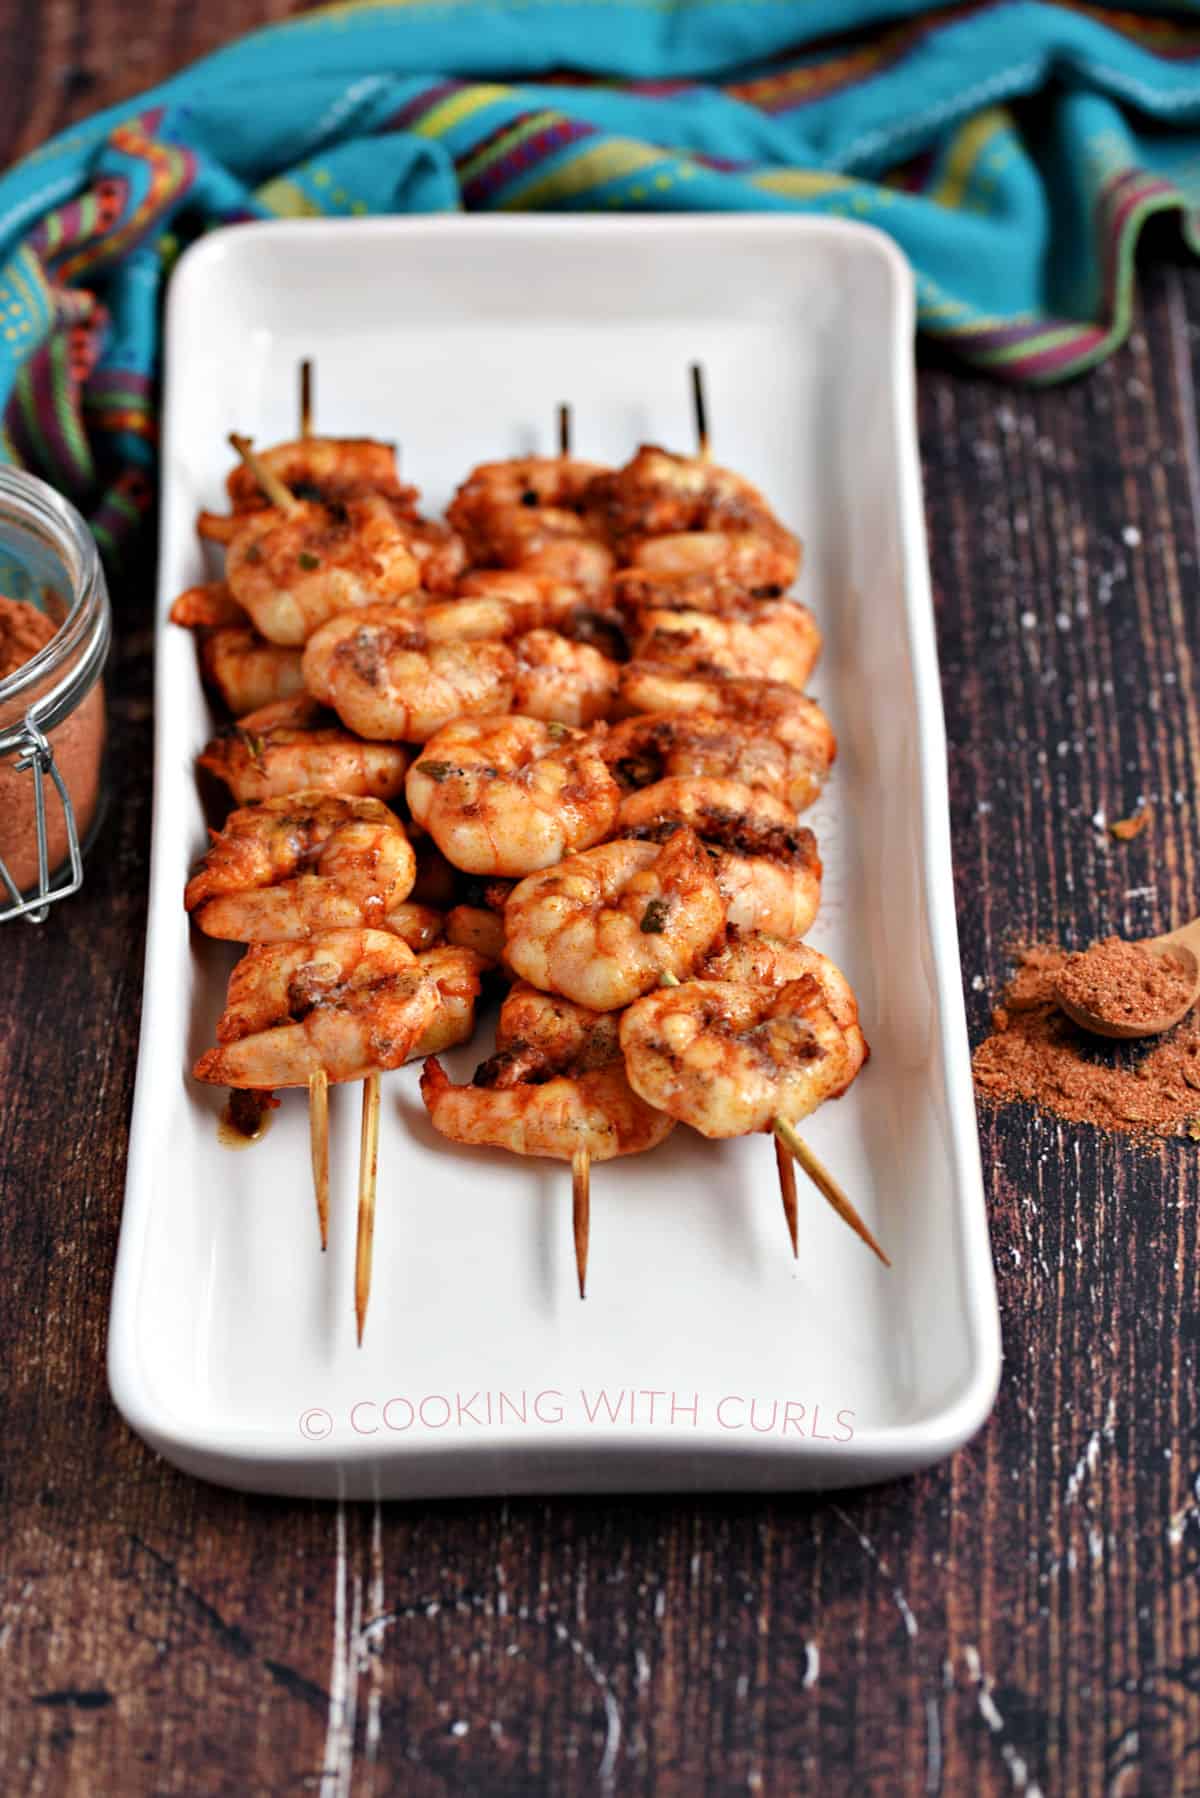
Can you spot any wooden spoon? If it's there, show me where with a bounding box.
[1054,921,1200,1040]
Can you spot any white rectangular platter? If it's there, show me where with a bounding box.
[109,217,1001,1498]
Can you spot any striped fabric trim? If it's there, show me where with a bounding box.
[946,166,1182,380]
[730,0,1200,119]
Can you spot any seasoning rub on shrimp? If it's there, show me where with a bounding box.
[226,492,422,645]
[633,603,821,693]
[504,829,726,1011]
[185,792,415,941]
[619,962,868,1139]
[302,604,516,743]
[420,981,673,1162]
[193,929,438,1087]
[197,695,410,804]
[197,437,414,541]
[603,705,834,816]
[405,715,620,876]
[617,776,822,941]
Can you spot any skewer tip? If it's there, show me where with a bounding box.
[355,1072,382,1345]
[299,359,313,440]
[309,1067,330,1252]
[689,362,710,461]
[572,1146,590,1300]
[774,1133,799,1259]
[773,1116,890,1267]
[557,402,571,458]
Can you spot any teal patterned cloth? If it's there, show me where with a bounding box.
[4,0,1200,550]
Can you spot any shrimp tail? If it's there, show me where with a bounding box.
[419,1055,452,1108]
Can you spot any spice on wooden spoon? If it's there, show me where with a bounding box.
[1053,926,1200,1040]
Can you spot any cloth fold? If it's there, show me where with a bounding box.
[3,0,1200,553]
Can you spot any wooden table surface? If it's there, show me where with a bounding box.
[3,9,1200,1794]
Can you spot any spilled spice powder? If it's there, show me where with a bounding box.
[1055,936,1195,1031]
[973,945,1200,1137]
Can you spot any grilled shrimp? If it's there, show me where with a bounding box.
[421,1054,673,1163]
[455,569,585,631]
[406,715,620,875]
[420,977,671,1163]
[197,694,410,804]
[584,446,800,589]
[584,445,789,542]
[634,604,821,691]
[185,792,415,941]
[226,493,422,645]
[197,628,306,716]
[701,933,857,1005]
[302,604,516,742]
[410,945,489,1059]
[617,777,821,940]
[472,505,615,599]
[197,437,412,541]
[170,583,251,630]
[192,929,437,1087]
[504,829,726,1011]
[448,456,608,536]
[603,705,834,815]
[619,966,868,1138]
[381,901,445,952]
[478,980,623,1083]
[626,531,797,592]
[512,630,620,727]
[613,566,788,616]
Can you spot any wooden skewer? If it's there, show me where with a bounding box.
[228,433,301,515]
[774,1134,798,1258]
[773,1117,890,1267]
[572,1147,590,1300]
[299,359,314,440]
[309,1068,330,1252]
[296,373,332,1253]
[690,361,710,463]
[356,1071,382,1344]
[231,425,333,1253]
[554,395,594,1301]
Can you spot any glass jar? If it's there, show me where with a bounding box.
[0,469,111,924]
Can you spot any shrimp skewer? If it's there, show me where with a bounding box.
[703,931,886,1259]
[639,364,861,1257]
[192,928,439,1326]
[448,413,615,601]
[224,436,422,644]
[624,943,885,1262]
[297,367,332,1257]
[421,979,674,1296]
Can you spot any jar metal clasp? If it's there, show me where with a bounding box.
[0,719,83,925]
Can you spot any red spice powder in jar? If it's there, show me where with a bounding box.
[0,594,106,897]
